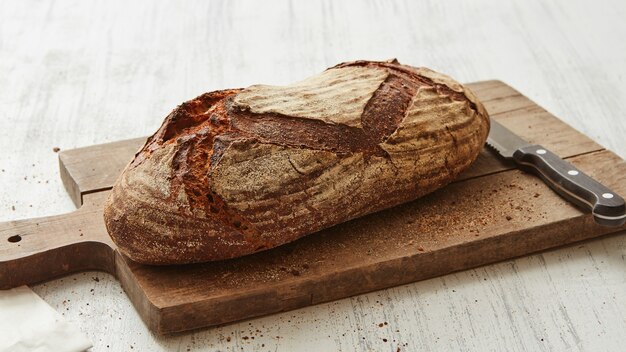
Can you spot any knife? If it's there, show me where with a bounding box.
[486,119,626,227]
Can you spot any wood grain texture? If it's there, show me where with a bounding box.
[118,149,626,334]
[2,81,625,336]
[1,0,626,350]
[0,191,114,288]
[59,139,146,207]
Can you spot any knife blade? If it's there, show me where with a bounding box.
[486,119,626,227]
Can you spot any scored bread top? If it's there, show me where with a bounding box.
[103,59,489,265]
[233,66,389,128]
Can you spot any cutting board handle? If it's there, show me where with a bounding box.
[0,200,115,289]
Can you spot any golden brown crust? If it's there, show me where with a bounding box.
[103,59,490,265]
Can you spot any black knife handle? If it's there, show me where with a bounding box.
[513,145,626,227]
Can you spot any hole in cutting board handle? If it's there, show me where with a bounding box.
[7,235,21,243]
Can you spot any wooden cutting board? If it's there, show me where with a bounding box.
[1,81,625,334]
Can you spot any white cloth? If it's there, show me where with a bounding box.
[0,286,92,352]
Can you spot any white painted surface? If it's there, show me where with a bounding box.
[1,0,626,350]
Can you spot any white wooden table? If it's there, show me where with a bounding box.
[2,0,626,350]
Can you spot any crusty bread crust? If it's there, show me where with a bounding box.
[103,59,490,265]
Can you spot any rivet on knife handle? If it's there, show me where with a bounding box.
[486,119,626,227]
[512,145,626,227]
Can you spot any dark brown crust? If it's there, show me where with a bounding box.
[132,90,259,238]
[104,59,489,265]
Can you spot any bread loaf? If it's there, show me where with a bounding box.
[103,59,490,265]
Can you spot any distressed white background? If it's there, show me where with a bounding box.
[1,0,626,351]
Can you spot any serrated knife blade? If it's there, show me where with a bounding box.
[486,119,531,158]
[486,119,626,227]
